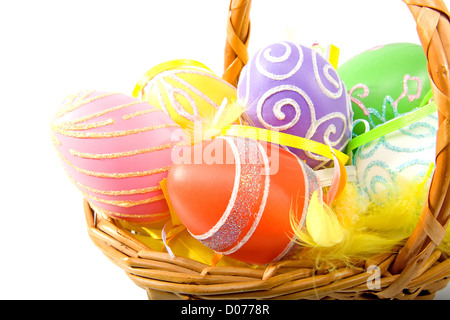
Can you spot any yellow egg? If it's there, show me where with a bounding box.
[133,59,237,130]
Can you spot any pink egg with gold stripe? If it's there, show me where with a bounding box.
[51,90,181,223]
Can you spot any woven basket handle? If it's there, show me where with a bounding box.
[222,0,251,86]
[223,0,450,279]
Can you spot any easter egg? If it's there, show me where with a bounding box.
[51,90,182,223]
[138,59,238,130]
[354,112,438,198]
[167,136,321,265]
[237,41,353,170]
[337,43,431,136]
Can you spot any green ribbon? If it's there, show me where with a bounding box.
[347,90,436,160]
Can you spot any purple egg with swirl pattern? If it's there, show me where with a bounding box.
[237,41,353,170]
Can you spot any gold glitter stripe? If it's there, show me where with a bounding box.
[51,123,179,139]
[59,90,93,108]
[57,119,115,131]
[90,203,170,219]
[54,146,170,178]
[69,143,174,159]
[66,172,162,195]
[122,108,160,120]
[77,163,170,179]
[83,190,166,207]
[55,92,121,118]
[80,90,96,99]
[50,132,61,146]
[61,100,143,125]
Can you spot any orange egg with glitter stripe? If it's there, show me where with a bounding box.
[51,90,183,223]
[167,136,321,265]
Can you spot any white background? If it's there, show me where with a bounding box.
[1,0,449,300]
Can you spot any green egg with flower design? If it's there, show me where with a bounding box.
[337,43,431,136]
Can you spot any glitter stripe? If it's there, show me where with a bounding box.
[256,85,307,132]
[69,143,174,159]
[148,81,171,115]
[90,203,170,220]
[54,146,170,178]
[312,49,343,99]
[84,191,166,207]
[107,210,169,219]
[54,92,121,118]
[219,140,270,255]
[61,100,143,125]
[195,137,266,253]
[80,90,96,99]
[143,68,235,123]
[255,41,304,81]
[71,162,170,179]
[194,136,241,240]
[122,108,160,120]
[51,132,61,146]
[51,123,179,139]
[57,119,115,131]
[66,172,162,195]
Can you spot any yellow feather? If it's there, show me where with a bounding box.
[304,191,345,247]
[182,98,245,144]
[203,98,245,139]
[290,174,439,266]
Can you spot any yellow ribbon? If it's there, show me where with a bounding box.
[312,43,340,69]
[115,170,247,265]
[131,59,213,99]
[158,178,187,257]
[159,178,221,264]
[221,124,350,165]
[328,44,340,70]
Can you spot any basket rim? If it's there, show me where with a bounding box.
[84,200,450,299]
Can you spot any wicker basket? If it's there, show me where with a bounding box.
[84,0,450,300]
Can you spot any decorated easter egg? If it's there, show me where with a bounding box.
[337,43,431,136]
[237,41,353,170]
[354,112,438,198]
[167,136,321,265]
[136,59,238,130]
[51,90,181,223]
